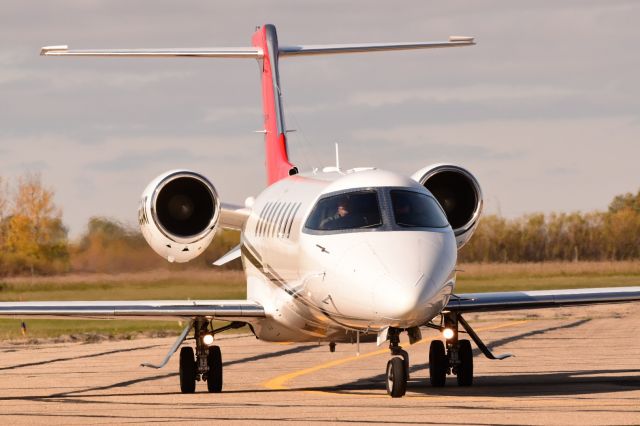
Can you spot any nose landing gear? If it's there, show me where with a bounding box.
[385,328,410,397]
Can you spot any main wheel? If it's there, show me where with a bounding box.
[456,339,473,386]
[179,346,197,393]
[386,357,407,398]
[429,340,447,387]
[206,345,223,393]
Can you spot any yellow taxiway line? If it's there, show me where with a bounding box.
[262,320,529,392]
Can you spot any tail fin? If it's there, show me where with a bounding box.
[41,26,474,185]
[251,25,297,184]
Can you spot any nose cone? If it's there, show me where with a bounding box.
[376,280,424,322]
[308,229,457,328]
[368,230,457,325]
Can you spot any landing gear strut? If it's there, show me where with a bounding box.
[176,319,244,394]
[385,328,410,397]
[178,318,223,393]
[428,312,473,387]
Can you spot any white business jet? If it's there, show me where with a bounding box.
[2,25,639,398]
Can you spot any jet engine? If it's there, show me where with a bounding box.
[138,170,220,263]
[411,164,482,248]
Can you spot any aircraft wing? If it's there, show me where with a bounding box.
[446,287,640,313]
[0,300,265,321]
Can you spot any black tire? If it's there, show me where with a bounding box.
[456,339,473,386]
[179,346,197,393]
[206,345,223,393]
[429,340,447,387]
[385,357,407,398]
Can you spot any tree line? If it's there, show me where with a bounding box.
[459,191,640,262]
[0,173,638,276]
[0,174,239,276]
[0,175,68,275]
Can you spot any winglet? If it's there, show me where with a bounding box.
[449,36,475,43]
[40,45,68,55]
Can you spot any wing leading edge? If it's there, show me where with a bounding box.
[447,286,640,313]
[0,300,264,321]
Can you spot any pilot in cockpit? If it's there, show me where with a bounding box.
[320,197,353,230]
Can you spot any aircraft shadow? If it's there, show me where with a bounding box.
[303,318,640,397]
[4,318,639,403]
[0,341,319,402]
[0,343,163,371]
[308,367,640,398]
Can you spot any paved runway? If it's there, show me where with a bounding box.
[1,304,639,425]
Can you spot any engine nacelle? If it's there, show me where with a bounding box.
[411,164,483,248]
[138,170,220,263]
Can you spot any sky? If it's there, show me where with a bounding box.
[1,1,639,239]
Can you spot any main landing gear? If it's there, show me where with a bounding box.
[428,313,473,387]
[178,318,224,393]
[427,312,513,389]
[141,318,245,394]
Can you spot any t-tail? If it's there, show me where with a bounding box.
[41,25,474,185]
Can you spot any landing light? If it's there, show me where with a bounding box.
[203,334,214,346]
[442,328,455,340]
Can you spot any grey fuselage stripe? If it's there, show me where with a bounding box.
[240,241,366,328]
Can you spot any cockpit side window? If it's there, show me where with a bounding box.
[390,190,449,228]
[305,190,382,231]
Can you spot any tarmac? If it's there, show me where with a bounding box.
[1,303,639,425]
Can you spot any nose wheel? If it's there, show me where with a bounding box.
[385,357,406,397]
[385,328,409,397]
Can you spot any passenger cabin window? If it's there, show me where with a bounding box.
[390,190,449,228]
[306,191,382,231]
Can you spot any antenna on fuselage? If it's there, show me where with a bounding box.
[321,142,344,174]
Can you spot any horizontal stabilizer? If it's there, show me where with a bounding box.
[40,45,263,58]
[40,37,474,59]
[40,25,476,186]
[279,38,474,57]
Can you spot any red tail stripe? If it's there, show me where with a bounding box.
[252,25,296,185]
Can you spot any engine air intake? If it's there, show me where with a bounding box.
[155,176,216,238]
[412,164,483,248]
[139,169,220,263]
[424,170,477,229]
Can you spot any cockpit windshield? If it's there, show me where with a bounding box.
[305,190,382,231]
[390,190,449,228]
